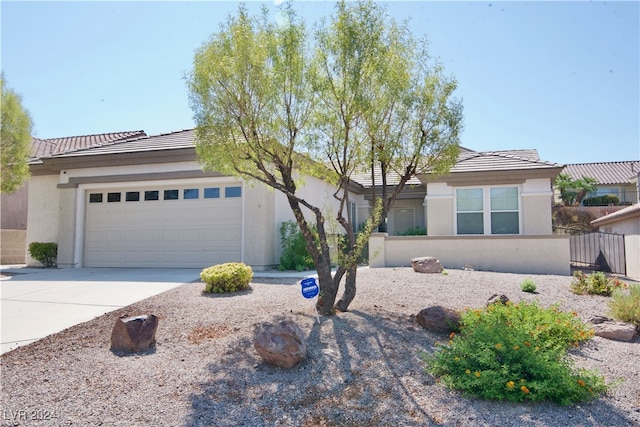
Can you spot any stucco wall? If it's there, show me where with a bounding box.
[369,233,570,275]
[242,182,276,270]
[602,217,640,281]
[1,229,27,264]
[25,175,60,266]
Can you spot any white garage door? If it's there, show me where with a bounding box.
[84,183,242,268]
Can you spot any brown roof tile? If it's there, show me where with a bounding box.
[31,130,147,159]
[563,161,640,185]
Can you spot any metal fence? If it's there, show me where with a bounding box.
[568,231,626,275]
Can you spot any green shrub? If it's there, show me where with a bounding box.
[397,227,426,236]
[27,242,58,267]
[279,221,315,271]
[582,194,620,206]
[424,301,607,405]
[608,283,640,327]
[570,271,626,296]
[520,278,537,293]
[201,262,253,293]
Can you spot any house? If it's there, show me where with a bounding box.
[560,161,640,206]
[591,203,640,281]
[366,149,569,274]
[24,129,567,274]
[1,131,146,264]
[25,129,364,270]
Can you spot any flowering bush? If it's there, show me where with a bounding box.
[570,271,627,296]
[201,262,253,293]
[424,301,608,405]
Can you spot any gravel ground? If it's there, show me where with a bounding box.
[1,267,639,426]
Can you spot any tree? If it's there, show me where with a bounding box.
[553,173,598,206]
[187,1,462,315]
[1,73,33,193]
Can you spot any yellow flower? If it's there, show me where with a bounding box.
[454,357,460,362]
[513,345,520,350]
[475,371,481,378]
[577,379,586,387]
[465,369,471,374]
[449,332,456,339]
[495,343,503,349]
[521,386,530,394]
[506,381,515,389]
[523,341,531,347]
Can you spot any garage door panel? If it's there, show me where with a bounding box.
[84,184,243,268]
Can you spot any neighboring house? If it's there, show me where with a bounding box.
[25,129,364,270]
[24,131,567,274]
[591,203,640,281]
[560,161,640,206]
[1,131,146,264]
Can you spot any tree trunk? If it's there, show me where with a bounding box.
[335,264,357,312]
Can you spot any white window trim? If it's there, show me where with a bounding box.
[454,185,522,235]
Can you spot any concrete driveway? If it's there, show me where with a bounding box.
[0,267,200,354]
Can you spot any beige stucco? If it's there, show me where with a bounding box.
[25,175,60,266]
[369,233,570,275]
[599,217,640,281]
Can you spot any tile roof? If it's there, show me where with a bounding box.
[44,129,194,158]
[31,130,147,159]
[563,161,640,185]
[351,148,559,187]
[591,203,640,226]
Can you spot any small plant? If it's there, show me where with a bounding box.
[279,221,315,271]
[570,271,626,296]
[424,301,607,405]
[28,242,58,267]
[201,262,253,293]
[608,284,640,327]
[520,278,537,293]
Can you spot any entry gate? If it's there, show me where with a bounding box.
[569,231,626,275]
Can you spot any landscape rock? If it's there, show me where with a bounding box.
[411,257,444,274]
[591,320,637,342]
[416,306,461,334]
[486,294,510,306]
[110,314,158,354]
[254,320,307,369]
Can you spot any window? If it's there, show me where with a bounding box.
[126,191,140,202]
[164,189,179,200]
[490,187,519,234]
[145,191,159,201]
[89,193,103,203]
[456,187,520,235]
[349,201,357,231]
[204,187,220,199]
[107,192,121,203]
[225,186,242,198]
[456,188,483,234]
[184,188,199,200]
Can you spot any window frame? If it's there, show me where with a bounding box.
[455,186,521,235]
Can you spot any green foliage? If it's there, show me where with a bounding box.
[201,262,253,293]
[279,221,315,271]
[397,227,426,236]
[520,278,537,293]
[608,283,640,327]
[27,242,57,267]
[1,73,33,193]
[582,194,620,206]
[570,271,626,296]
[553,174,598,206]
[424,301,607,405]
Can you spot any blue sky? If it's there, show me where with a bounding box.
[1,1,638,165]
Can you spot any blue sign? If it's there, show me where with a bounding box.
[300,277,319,299]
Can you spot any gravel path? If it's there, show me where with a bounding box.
[1,267,638,426]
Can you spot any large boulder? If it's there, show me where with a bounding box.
[588,316,637,342]
[254,320,307,369]
[416,306,461,334]
[110,314,159,354]
[411,257,444,274]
